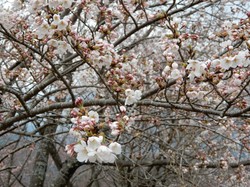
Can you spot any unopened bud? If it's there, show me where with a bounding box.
[75,97,83,106]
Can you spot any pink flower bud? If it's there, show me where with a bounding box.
[247,12,250,18]
[75,97,83,106]
[120,106,126,112]
[70,109,78,117]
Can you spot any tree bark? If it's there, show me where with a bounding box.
[29,124,57,187]
[50,158,81,187]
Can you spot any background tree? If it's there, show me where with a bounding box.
[1,0,250,186]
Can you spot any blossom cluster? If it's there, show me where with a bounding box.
[73,136,121,163]
[162,62,182,80]
[105,57,143,93]
[66,97,131,163]
[211,51,250,70]
[35,14,70,40]
[48,39,72,55]
[86,39,118,69]
[108,106,134,135]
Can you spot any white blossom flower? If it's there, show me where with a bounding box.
[89,50,112,68]
[109,121,118,129]
[57,19,68,30]
[70,118,78,124]
[220,56,234,70]
[55,41,72,55]
[211,59,221,68]
[80,116,91,123]
[109,142,122,155]
[170,69,181,79]
[222,20,232,29]
[88,18,97,27]
[73,136,121,163]
[51,14,60,26]
[220,160,228,170]
[51,15,68,30]
[87,149,98,162]
[48,39,58,47]
[87,136,103,151]
[236,51,249,67]
[125,89,142,105]
[162,65,171,77]
[187,60,206,81]
[97,145,116,163]
[36,22,50,39]
[172,62,178,69]
[163,65,171,73]
[109,121,120,135]
[230,55,242,68]
[111,129,120,136]
[134,90,142,100]
[232,78,241,86]
[74,141,89,162]
[88,111,99,123]
[123,115,129,121]
[97,55,112,68]
[187,90,205,100]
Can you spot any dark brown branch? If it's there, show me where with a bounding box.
[50,157,250,187]
[114,0,204,47]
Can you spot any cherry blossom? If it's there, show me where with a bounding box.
[109,142,122,155]
[73,136,121,163]
[74,141,89,162]
[125,89,142,105]
[87,136,103,150]
[162,65,171,77]
[96,145,116,163]
[172,62,178,69]
[68,102,127,163]
[109,121,120,135]
[36,22,51,39]
[170,69,181,80]
[186,59,206,81]
[48,39,59,48]
[54,41,72,55]
[220,56,234,70]
[88,111,99,123]
[51,14,61,26]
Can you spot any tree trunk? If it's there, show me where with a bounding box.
[29,124,57,187]
[50,158,81,187]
